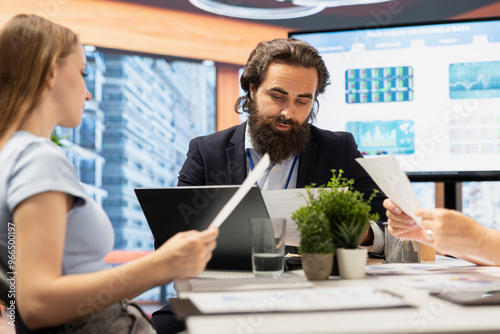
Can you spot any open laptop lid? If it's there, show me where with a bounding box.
[135,186,269,270]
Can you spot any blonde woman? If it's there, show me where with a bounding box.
[0,14,218,333]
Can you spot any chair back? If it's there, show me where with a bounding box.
[0,259,13,306]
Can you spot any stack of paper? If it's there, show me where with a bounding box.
[182,275,313,293]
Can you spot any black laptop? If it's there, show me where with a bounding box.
[135,185,269,270]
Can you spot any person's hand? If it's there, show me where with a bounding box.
[416,208,487,258]
[359,224,373,246]
[383,198,425,242]
[156,228,218,283]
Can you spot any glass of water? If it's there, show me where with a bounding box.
[249,218,286,278]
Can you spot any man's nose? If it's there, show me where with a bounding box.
[280,104,295,119]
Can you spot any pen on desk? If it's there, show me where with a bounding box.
[374,288,405,300]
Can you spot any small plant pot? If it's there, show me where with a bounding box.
[301,253,334,280]
[336,248,367,279]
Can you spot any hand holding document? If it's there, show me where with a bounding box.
[356,156,422,226]
[208,153,270,229]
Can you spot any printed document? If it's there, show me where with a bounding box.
[188,285,410,314]
[356,156,422,225]
[261,188,318,246]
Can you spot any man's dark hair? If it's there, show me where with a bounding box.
[235,38,330,122]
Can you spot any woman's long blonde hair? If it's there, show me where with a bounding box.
[0,14,79,150]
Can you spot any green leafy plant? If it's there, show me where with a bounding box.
[292,170,380,250]
[292,208,335,254]
[50,130,68,147]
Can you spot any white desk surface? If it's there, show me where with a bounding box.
[180,257,500,334]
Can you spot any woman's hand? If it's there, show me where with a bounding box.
[416,208,487,258]
[156,228,218,283]
[383,198,426,242]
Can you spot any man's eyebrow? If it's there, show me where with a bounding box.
[269,88,288,95]
[269,88,314,99]
[298,93,314,99]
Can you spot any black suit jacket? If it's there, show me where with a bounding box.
[178,122,387,221]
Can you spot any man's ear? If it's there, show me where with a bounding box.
[249,84,256,99]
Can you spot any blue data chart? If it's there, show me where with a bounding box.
[345,66,414,104]
[346,120,415,155]
[449,61,500,99]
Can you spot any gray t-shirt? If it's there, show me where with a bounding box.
[0,131,114,275]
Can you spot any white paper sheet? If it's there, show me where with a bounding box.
[379,269,500,293]
[261,188,320,247]
[185,275,313,292]
[355,156,422,225]
[365,258,477,276]
[188,285,410,314]
[209,153,270,229]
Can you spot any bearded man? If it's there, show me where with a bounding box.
[151,37,390,334]
[177,37,387,250]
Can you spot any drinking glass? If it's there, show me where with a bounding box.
[249,218,286,278]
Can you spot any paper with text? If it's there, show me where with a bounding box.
[356,156,422,225]
[261,188,320,247]
[188,285,409,314]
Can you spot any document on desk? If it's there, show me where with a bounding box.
[355,156,422,225]
[261,188,321,247]
[178,275,313,293]
[187,285,411,314]
[379,268,500,293]
[366,259,477,275]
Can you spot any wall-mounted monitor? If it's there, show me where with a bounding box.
[290,17,500,182]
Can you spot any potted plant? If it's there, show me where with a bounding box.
[293,170,379,279]
[292,208,335,280]
[51,130,68,147]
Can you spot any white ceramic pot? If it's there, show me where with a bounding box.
[336,248,367,279]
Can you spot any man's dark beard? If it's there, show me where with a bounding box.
[247,103,311,165]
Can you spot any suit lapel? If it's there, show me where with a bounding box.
[227,123,247,185]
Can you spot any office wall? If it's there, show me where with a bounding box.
[0,0,289,131]
[0,0,291,64]
[3,1,500,131]
[452,2,500,19]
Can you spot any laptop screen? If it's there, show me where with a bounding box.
[135,186,269,270]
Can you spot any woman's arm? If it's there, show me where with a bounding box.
[14,191,218,329]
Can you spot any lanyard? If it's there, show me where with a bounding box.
[246,149,298,189]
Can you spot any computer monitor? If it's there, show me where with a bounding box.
[290,17,500,182]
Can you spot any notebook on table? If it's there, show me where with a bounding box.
[135,185,269,271]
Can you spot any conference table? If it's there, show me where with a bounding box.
[174,256,500,334]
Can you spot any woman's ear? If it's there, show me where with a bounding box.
[46,66,57,89]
